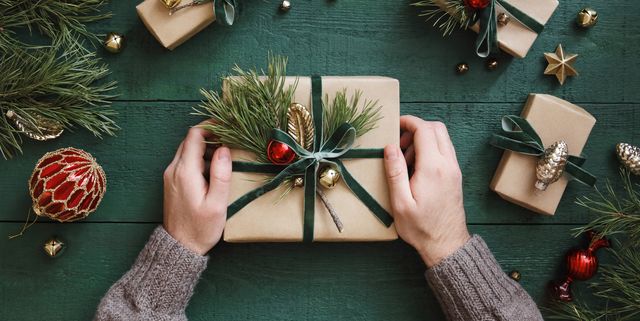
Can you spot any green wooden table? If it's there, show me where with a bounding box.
[1,1,638,320]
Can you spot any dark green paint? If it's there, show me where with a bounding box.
[1,0,639,320]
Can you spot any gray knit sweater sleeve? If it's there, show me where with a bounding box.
[94,226,208,321]
[426,235,543,321]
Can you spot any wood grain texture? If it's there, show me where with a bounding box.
[0,102,636,224]
[0,223,594,321]
[96,0,640,103]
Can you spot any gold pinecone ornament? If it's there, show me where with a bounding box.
[616,143,640,175]
[535,140,569,191]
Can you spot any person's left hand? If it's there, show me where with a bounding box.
[162,120,232,255]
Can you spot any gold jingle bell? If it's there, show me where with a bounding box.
[161,0,182,9]
[103,32,125,54]
[280,0,291,12]
[576,8,598,28]
[43,237,65,258]
[535,140,569,191]
[497,13,511,26]
[319,165,341,189]
[509,270,521,282]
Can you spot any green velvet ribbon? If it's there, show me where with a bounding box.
[474,0,545,57]
[227,76,394,242]
[489,115,597,186]
[213,0,239,26]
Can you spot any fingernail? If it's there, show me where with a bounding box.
[217,147,230,161]
[385,145,398,160]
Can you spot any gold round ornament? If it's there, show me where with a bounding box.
[43,237,65,258]
[497,13,511,26]
[161,0,182,9]
[319,165,341,189]
[576,8,598,28]
[280,0,291,12]
[535,140,569,191]
[616,143,640,176]
[456,63,469,74]
[509,270,521,282]
[103,32,125,54]
[486,57,499,70]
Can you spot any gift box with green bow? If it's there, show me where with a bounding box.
[195,57,399,242]
[415,0,558,58]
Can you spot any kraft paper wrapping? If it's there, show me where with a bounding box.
[490,94,596,215]
[136,0,216,50]
[223,76,399,242]
[467,0,559,58]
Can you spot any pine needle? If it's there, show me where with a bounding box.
[411,0,476,36]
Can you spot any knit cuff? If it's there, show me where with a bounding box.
[120,226,209,314]
[425,235,522,321]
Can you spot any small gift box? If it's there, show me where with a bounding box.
[223,76,399,242]
[489,94,597,215]
[136,0,237,50]
[470,0,558,58]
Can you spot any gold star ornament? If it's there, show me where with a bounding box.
[544,44,578,85]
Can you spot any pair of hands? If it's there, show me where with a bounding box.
[163,116,470,266]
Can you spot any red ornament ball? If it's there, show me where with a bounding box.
[464,0,490,10]
[267,140,296,165]
[29,147,106,222]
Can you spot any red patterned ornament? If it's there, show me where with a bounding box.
[29,147,107,222]
[464,0,490,10]
[550,231,610,302]
[267,140,296,165]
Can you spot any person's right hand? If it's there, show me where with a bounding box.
[383,116,470,267]
[163,121,232,256]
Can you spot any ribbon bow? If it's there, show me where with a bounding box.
[474,0,545,57]
[489,115,596,186]
[214,0,239,26]
[228,76,394,242]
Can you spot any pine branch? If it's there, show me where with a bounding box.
[0,39,118,159]
[323,90,381,142]
[411,0,476,36]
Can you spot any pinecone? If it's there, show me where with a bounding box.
[616,143,640,176]
[535,140,569,191]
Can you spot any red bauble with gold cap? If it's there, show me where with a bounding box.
[464,0,490,10]
[29,147,106,222]
[267,140,296,165]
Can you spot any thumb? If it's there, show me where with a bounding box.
[207,147,232,208]
[383,144,414,214]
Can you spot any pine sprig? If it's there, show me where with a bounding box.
[545,169,640,320]
[195,55,383,164]
[411,0,476,36]
[0,39,117,159]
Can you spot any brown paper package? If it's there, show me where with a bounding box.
[223,76,399,242]
[490,94,596,215]
[468,0,559,58]
[136,0,215,50]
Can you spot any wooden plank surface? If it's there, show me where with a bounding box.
[0,223,591,321]
[1,0,639,320]
[0,102,636,224]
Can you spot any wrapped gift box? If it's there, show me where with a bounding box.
[137,0,216,50]
[490,94,596,215]
[224,76,400,242]
[451,0,558,58]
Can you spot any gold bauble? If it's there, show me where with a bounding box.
[486,57,499,70]
[280,0,291,12]
[103,32,125,54]
[455,63,469,75]
[497,13,511,26]
[535,140,569,191]
[161,0,181,9]
[576,8,598,28]
[509,270,521,282]
[616,143,640,176]
[43,238,65,258]
[5,110,64,141]
[319,165,341,189]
